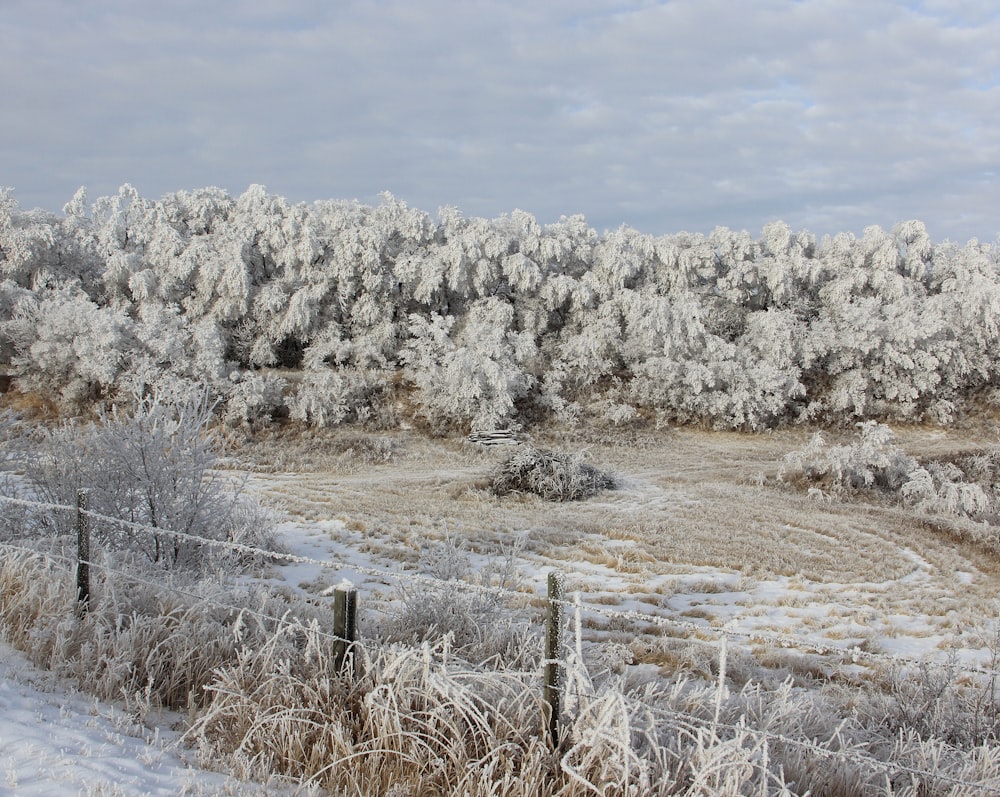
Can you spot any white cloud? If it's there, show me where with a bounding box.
[1,0,997,241]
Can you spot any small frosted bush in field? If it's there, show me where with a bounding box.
[903,455,1000,523]
[491,445,616,501]
[782,421,1000,526]
[22,391,275,570]
[780,421,917,494]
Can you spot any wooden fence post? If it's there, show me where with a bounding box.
[333,583,358,674]
[544,570,565,747]
[76,489,90,612]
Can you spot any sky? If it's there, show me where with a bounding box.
[2,0,998,242]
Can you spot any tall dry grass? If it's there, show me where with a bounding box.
[4,544,1000,795]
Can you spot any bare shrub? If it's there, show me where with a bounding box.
[491,445,616,501]
[22,391,276,570]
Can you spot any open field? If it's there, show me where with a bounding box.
[6,418,1000,795]
[227,422,1000,671]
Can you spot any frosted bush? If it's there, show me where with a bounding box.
[402,299,535,432]
[784,422,1000,525]
[780,421,918,493]
[903,458,999,523]
[223,372,287,429]
[287,369,384,428]
[5,288,134,406]
[23,391,275,569]
[491,445,616,501]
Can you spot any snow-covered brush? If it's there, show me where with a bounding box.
[490,445,616,502]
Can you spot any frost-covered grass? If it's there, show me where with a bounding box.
[2,543,1000,795]
[5,423,1000,794]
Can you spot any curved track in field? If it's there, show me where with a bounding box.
[232,425,1000,664]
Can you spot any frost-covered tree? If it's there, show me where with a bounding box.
[224,371,288,429]
[402,298,536,431]
[123,304,230,403]
[24,392,271,569]
[0,188,103,296]
[287,368,389,428]
[2,182,1000,431]
[5,287,133,405]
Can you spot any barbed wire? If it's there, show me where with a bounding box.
[0,540,534,679]
[553,585,1000,679]
[0,495,514,600]
[1,492,997,679]
[0,540,356,649]
[2,538,999,793]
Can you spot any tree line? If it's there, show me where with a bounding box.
[2,183,998,431]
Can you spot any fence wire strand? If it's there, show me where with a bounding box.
[2,500,1000,794]
[1,492,997,679]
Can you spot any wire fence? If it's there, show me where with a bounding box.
[1,492,999,794]
[0,492,996,677]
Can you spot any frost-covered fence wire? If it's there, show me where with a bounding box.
[3,537,998,796]
[0,492,996,680]
[0,539,359,654]
[0,496,1000,794]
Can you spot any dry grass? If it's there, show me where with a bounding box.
[4,533,1000,794]
[225,424,1000,658]
[0,387,61,419]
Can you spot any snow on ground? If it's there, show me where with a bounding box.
[0,641,299,797]
[234,429,1000,674]
[4,427,998,793]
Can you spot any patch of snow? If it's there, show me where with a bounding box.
[0,641,294,796]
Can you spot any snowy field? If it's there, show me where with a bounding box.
[236,424,1000,670]
[4,422,1000,794]
[0,640,300,797]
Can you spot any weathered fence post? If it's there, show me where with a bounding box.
[76,489,90,612]
[544,570,565,747]
[333,582,358,674]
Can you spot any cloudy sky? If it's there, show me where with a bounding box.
[2,0,998,242]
